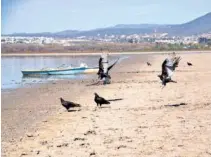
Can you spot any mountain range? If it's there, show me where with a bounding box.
[4,12,211,38]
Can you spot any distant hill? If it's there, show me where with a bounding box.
[113,24,171,29]
[4,12,211,37]
[169,12,211,35]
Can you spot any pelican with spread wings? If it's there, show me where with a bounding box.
[158,56,181,86]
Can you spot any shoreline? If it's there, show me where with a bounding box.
[2,50,211,57]
[1,55,129,91]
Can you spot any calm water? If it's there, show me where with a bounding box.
[1,55,127,90]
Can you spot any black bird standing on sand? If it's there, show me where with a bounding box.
[158,56,181,86]
[187,62,193,66]
[147,62,152,66]
[60,98,81,111]
[94,93,110,107]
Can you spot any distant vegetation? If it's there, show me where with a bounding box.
[2,42,210,54]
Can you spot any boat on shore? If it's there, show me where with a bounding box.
[21,63,98,76]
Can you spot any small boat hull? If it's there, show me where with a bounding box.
[22,67,98,76]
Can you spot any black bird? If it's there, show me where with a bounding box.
[60,97,81,111]
[97,57,110,80]
[97,57,119,80]
[147,62,151,66]
[158,56,181,86]
[187,62,193,66]
[97,57,103,78]
[108,59,119,72]
[94,93,110,107]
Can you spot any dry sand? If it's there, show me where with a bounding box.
[1,52,211,157]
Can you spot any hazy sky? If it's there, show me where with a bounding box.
[2,0,211,34]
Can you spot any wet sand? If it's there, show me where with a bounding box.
[2,50,211,56]
[1,52,211,157]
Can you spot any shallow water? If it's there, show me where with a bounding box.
[1,55,128,90]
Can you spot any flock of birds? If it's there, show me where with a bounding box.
[60,52,193,111]
[60,93,114,111]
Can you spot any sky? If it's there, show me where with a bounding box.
[1,0,211,34]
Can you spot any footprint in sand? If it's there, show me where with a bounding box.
[117,145,127,149]
[73,137,86,141]
[56,143,69,147]
[84,130,96,136]
[80,143,90,148]
[40,140,48,145]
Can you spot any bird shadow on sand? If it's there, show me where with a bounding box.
[96,98,124,109]
[99,106,111,109]
[86,81,103,86]
[107,98,124,102]
[164,103,187,107]
[67,109,80,112]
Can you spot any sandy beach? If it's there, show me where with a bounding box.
[2,50,211,57]
[1,52,211,157]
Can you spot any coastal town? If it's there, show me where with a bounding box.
[2,32,211,46]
